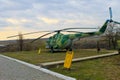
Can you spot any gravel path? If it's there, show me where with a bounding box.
[0,55,64,80]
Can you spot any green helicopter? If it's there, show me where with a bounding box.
[31,20,110,52]
[31,7,120,52]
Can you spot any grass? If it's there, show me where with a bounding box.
[118,40,120,48]
[1,49,119,80]
[1,49,114,65]
[50,55,120,80]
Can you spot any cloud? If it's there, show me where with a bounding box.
[0,0,34,11]
[39,17,59,24]
[6,18,31,24]
[0,0,120,40]
[6,18,19,24]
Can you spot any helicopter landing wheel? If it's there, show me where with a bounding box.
[66,48,72,51]
[50,47,54,53]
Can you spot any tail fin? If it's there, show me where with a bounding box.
[99,20,110,33]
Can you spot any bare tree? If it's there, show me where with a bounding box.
[18,33,23,51]
[105,22,120,49]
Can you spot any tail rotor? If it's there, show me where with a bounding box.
[109,7,113,21]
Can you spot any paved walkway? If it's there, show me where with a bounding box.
[0,55,75,80]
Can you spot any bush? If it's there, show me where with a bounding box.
[3,39,46,52]
[73,38,109,49]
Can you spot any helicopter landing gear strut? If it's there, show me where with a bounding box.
[66,47,73,51]
[50,47,54,53]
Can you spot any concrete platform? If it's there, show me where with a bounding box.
[41,52,119,68]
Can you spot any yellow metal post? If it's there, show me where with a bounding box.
[38,48,41,54]
[64,50,74,69]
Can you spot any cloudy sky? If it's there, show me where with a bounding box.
[0,0,120,40]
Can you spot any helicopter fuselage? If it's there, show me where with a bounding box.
[46,33,82,51]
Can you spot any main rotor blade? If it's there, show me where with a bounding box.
[55,27,98,32]
[113,20,120,24]
[64,31,82,33]
[31,28,95,43]
[109,7,112,20]
[7,27,98,38]
[7,31,48,38]
[31,32,54,43]
[63,28,97,30]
